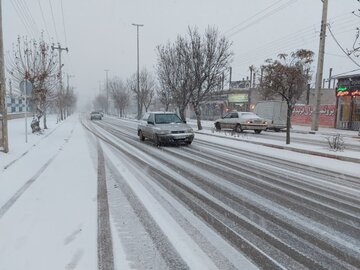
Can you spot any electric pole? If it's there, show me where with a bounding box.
[311,0,328,131]
[66,74,75,116]
[0,0,8,153]
[132,23,144,119]
[104,69,109,114]
[51,43,68,121]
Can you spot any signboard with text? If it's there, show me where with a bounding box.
[291,104,336,127]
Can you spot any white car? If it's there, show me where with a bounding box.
[138,112,194,146]
[214,111,268,134]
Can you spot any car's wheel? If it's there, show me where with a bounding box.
[274,128,281,132]
[255,130,262,134]
[139,130,145,141]
[215,122,221,130]
[186,141,192,145]
[154,134,160,146]
[235,124,243,133]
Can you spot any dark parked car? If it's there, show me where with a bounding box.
[90,111,102,120]
[138,112,194,146]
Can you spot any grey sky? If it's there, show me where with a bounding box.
[3,0,360,107]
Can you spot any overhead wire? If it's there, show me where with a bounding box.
[38,0,51,40]
[10,0,37,37]
[17,0,40,36]
[233,12,359,68]
[48,0,59,42]
[60,0,68,46]
[227,0,298,38]
[224,0,285,35]
[327,24,360,68]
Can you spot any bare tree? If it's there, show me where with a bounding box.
[93,94,107,112]
[109,77,129,117]
[8,36,59,132]
[156,27,232,127]
[260,49,314,144]
[157,86,172,111]
[156,36,194,121]
[188,27,233,130]
[140,69,156,112]
[128,68,156,118]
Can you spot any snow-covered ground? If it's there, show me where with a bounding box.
[0,115,97,270]
[1,115,359,270]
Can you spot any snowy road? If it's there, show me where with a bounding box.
[83,116,360,270]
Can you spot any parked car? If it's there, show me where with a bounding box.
[138,112,194,146]
[214,111,268,134]
[90,111,102,120]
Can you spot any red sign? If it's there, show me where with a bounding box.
[336,91,350,97]
[351,90,360,96]
[291,104,336,127]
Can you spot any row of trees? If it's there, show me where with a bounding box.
[93,68,156,119]
[95,27,314,145]
[7,36,76,132]
[156,26,233,130]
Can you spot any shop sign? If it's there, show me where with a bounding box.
[228,94,248,103]
[351,90,360,96]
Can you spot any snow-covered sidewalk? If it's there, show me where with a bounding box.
[0,115,97,270]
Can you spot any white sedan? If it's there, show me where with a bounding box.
[214,112,268,134]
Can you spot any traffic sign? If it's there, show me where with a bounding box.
[20,80,33,96]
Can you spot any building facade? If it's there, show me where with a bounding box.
[335,74,360,130]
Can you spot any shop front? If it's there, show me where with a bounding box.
[335,75,360,130]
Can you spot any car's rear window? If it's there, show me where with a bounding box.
[241,113,260,119]
[155,114,183,124]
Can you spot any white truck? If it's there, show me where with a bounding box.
[253,100,287,132]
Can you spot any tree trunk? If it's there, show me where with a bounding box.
[286,104,292,144]
[178,106,186,122]
[193,104,202,130]
[43,111,47,129]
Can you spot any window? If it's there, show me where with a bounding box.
[155,113,183,124]
[231,113,238,118]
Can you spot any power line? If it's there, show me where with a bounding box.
[10,0,36,37]
[60,0,68,46]
[38,0,51,40]
[224,0,285,34]
[327,23,360,67]
[17,0,40,35]
[48,0,59,41]
[227,0,297,38]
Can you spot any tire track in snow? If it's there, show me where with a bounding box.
[0,127,74,219]
[96,141,114,270]
[88,118,360,269]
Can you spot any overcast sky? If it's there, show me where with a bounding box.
[3,0,360,107]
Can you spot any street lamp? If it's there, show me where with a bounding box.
[104,69,109,114]
[132,23,144,119]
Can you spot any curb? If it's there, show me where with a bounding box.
[195,131,360,164]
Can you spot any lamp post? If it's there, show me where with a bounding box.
[132,23,144,119]
[104,69,109,114]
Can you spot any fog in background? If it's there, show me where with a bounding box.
[3,0,360,108]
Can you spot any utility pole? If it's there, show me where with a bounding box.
[311,0,328,131]
[0,0,8,153]
[104,69,109,114]
[328,67,333,89]
[51,43,68,121]
[66,74,75,116]
[132,23,144,120]
[229,66,232,89]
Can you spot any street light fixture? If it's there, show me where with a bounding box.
[132,23,144,119]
